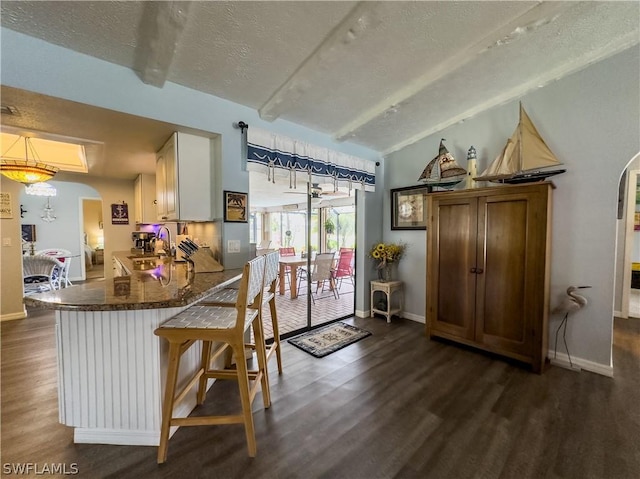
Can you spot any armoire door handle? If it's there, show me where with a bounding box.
[476,268,484,274]
[470,267,477,273]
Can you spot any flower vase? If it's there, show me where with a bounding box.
[377,262,396,282]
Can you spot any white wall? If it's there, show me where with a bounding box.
[385,46,640,373]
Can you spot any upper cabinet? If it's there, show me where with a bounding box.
[156,132,214,221]
[134,174,157,224]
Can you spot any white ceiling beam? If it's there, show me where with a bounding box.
[334,1,575,143]
[258,1,382,122]
[382,29,640,156]
[135,1,192,88]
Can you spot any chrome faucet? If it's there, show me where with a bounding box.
[155,225,172,257]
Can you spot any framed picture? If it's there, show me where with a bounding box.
[224,190,248,223]
[21,224,36,242]
[0,192,13,219]
[391,185,429,230]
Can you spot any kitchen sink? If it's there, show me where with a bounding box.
[129,256,163,271]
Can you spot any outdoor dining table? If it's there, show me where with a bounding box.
[278,254,310,299]
[279,254,338,299]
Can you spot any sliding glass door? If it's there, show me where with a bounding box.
[250,178,356,339]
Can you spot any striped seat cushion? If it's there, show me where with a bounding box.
[160,305,258,330]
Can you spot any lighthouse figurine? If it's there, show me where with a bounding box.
[466,146,478,189]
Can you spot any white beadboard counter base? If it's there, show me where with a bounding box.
[26,254,244,447]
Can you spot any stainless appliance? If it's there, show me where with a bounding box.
[131,231,156,253]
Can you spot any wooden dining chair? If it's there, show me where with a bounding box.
[154,255,269,462]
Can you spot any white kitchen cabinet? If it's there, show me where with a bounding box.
[156,132,214,221]
[134,173,157,224]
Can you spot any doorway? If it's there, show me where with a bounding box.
[81,198,104,280]
[249,175,356,340]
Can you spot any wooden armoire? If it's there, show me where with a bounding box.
[425,182,553,373]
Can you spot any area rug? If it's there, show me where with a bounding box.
[287,322,371,358]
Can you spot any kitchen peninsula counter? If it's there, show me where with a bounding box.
[24,251,242,311]
[23,251,243,447]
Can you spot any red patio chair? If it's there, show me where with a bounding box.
[332,248,354,289]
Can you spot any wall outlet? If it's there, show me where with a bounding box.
[227,239,241,253]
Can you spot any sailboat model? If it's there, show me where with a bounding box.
[418,139,467,189]
[474,103,565,184]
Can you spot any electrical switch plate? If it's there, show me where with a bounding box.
[227,240,241,253]
[2,238,11,246]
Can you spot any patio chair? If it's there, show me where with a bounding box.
[332,248,354,289]
[258,239,271,250]
[23,254,61,294]
[297,252,338,304]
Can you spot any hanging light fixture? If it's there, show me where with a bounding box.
[0,136,59,185]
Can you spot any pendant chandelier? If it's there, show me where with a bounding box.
[0,136,59,185]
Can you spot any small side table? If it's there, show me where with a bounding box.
[370,280,404,323]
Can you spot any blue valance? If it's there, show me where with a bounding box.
[247,127,376,192]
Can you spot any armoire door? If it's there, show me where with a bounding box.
[474,191,545,358]
[427,195,478,340]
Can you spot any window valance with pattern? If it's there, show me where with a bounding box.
[247,127,376,193]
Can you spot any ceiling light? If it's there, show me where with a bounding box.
[25,182,57,196]
[1,136,59,185]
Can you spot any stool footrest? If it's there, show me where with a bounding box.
[172,415,244,427]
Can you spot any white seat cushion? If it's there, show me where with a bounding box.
[160,305,258,330]
[205,288,275,306]
[204,288,239,304]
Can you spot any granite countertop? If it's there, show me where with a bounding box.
[23,251,242,311]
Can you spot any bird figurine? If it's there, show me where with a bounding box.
[552,286,591,367]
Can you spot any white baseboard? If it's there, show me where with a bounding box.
[356,309,425,324]
[548,350,613,377]
[614,310,624,318]
[74,428,159,446]
[1,308,27,322]
[73,398,193,446]
[401,311,425,324]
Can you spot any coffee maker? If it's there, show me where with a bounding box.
[131,231,156,254]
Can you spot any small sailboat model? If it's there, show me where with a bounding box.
[474,103,566,184]
[418,139,467,189]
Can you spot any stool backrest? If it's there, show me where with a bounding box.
[232,255,266,333]
[263,251,280,293]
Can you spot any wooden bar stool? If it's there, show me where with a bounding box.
[154,255,269,463]
[201,251,283,374]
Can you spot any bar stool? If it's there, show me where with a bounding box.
[154,255,269,463]
[201,251,282,374]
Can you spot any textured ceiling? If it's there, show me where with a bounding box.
[1,1,638,205]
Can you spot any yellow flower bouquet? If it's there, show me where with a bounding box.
[368,242,406,281]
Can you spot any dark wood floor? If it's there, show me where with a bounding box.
[2,310,639,478]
